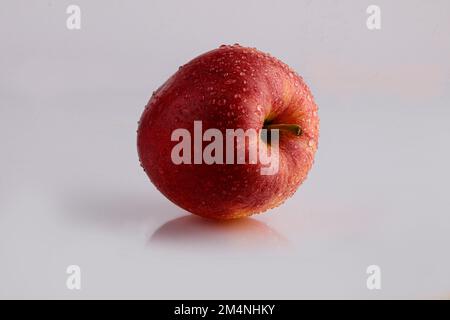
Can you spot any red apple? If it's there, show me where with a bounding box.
[137,44,319,219]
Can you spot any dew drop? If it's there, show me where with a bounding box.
[225,79,237,85]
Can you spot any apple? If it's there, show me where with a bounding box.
[137,44,319,219]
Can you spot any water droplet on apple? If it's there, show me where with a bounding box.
[225,79,237,85]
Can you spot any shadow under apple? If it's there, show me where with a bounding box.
[150,215,288,250]
[62,188,288,251]
[62,189,181,230]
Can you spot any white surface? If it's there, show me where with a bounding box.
[0,0,449,299]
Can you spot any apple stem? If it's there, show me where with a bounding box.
[265,124,302,136]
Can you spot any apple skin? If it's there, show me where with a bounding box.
[137,45,319,219]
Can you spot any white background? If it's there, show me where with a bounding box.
[0,0,449,299]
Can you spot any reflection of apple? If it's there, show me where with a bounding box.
[137,45,319,219]
[151,216,287,248]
